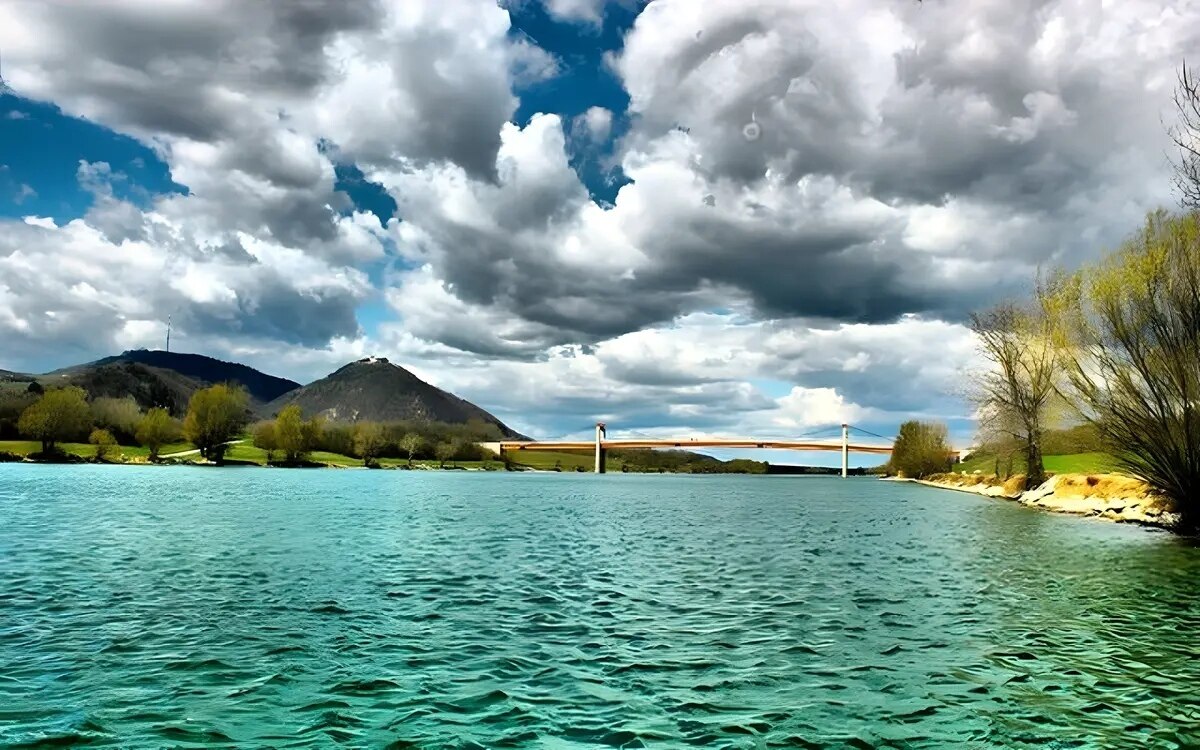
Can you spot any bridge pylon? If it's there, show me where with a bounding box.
[594,422,607,474]
[841,423,849,478]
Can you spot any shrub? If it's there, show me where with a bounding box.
[89,428,119,461]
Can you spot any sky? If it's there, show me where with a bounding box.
[0,0,1194,458]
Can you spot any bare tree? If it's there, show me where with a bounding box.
[1169,60,1200,208]
[969,302,1059,489]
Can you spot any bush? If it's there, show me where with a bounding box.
[89,428,119,461]
[91,396,142,443]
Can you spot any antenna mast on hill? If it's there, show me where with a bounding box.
[166,314,172,353]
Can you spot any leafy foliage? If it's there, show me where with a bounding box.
[888,421,952,479]
[91,396,142,443]
[183,384,250,462]
[18,387,92,454]
[136,407,181,460]
[89,428,118,461]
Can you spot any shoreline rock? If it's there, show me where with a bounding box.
[894,473,1180,530]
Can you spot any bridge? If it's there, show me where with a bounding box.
[485,423,901,476]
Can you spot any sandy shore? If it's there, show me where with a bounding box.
[891,473,1180,530]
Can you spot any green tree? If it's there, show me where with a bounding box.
[91,396,142,442]
[1042,211,1200,531]
[251,420,279,463]
[400,432,424,467]
[435,441,456,468]
[182,384,249,462]
[89,428,118,461]
[136,407,181,461]
[889,420,953,479]
[18,386,91,455]
[271,405,323,464]
[353,421,385,467]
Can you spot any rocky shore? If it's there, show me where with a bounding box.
[899,472,1180,530]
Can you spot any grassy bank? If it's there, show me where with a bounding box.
[0,440,192,461]
[956,451,1117,476]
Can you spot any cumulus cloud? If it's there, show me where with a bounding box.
[574,106,613,143]
[0,0,1194,444]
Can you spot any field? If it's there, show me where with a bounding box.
[0,440,191,460]
[500,448,614,472]
[956,451,1118,476]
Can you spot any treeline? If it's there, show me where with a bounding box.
[0,383,183,461]
[606,449,768,474]
[0,379,510,466]
[254,411,506,467]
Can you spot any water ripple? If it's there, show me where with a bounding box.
[1,466,1198,748]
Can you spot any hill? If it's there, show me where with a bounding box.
[70,350,301,403]
[38,360,207,416]
[37,350,301,416]
[0,369,33,383]
[265,357,522,437]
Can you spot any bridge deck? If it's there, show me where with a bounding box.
[498,439,892,455]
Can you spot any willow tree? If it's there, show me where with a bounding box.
[969,301,1059,489]
[1042,211,1200,531]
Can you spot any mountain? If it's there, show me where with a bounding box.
[42,350,301,415]
[265,357,522,437]
[82,350,301,403]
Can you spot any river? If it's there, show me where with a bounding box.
[1,466,1197,748]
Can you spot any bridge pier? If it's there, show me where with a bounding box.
[594,422,607,474]
[841,423,849,478]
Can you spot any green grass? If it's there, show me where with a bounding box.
[0,440,190,460]
[956,451,1118,476]
[500,449,614,472]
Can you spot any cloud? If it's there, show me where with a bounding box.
[0,0,1194,446]
[573,106,613,143]
[13,183,36,204]
[542,0,605,25]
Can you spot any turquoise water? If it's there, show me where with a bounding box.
[1,466,1198,748]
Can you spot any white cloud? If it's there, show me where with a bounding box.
[0,0,1194,447]
[574,105,613,143]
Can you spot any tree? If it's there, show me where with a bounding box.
[353,422,385,467]
[435,441,457,468]
[18,386,91,455]
[91,396,142,442]
[270,405,323,464]
[251,421,279,463]
[1169,61,1200,208]
[969,301,1059,489]
[400,432,424,467]
[182,383,249,462]
[888,420,952,478]
[1041,211,1200,532]
[89,428,118,461]
[136,407,181,460]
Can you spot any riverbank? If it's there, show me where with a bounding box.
[896,472,1180,529]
